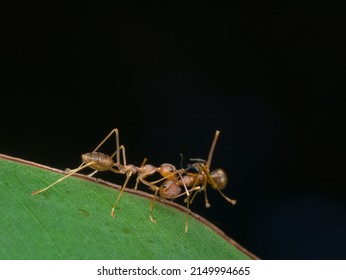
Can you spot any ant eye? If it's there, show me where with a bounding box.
[162,180,174,189]
[169,168,174,173]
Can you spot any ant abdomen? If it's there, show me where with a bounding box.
[82,152,114,171]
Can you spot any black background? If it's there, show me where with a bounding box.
[2,4,346,259]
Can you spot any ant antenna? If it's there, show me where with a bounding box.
[206,130,220,169]
[179,153,184,169]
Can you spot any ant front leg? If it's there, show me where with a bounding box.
[160,180,201,233]
[149,186,160,223]
[137,177,168,223]
[110,161,139,217]
[110,171,133,217]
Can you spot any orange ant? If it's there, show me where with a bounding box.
[147,130,236,232]
[178,130,236,208]
[31,128,188,217]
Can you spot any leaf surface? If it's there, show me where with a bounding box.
[0,154,255,260]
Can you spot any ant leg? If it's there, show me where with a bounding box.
[202,178,211,208]
[177,171,190,197]
[149,187,159,223]
[111,145,127,168]
[110,145,126,173]
[32,162,95,195]
[78,128,123,174]
[201,164,237,205]
[185,192,190,233]
[135,175,140,190]
[161,186,200,233]
[187,186,200,205]
[214,188,237,205]
[110,171,133,217]
[88,170,98,177]
[211,186,237,205]
[134,158,147,190]
[206,172,236,205]
[92,128,121,165]
[136,178,161,223]
[142,167,185,187]
[183,186,202,233]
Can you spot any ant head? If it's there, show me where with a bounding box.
[210,168,228,190]
[160,180,182,199]
[158,164,177,179]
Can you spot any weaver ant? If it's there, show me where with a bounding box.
[31,128,186,217]
[31,129,235,233]
[148,130,236,232]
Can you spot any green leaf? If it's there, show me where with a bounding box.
[0,154,255,260]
